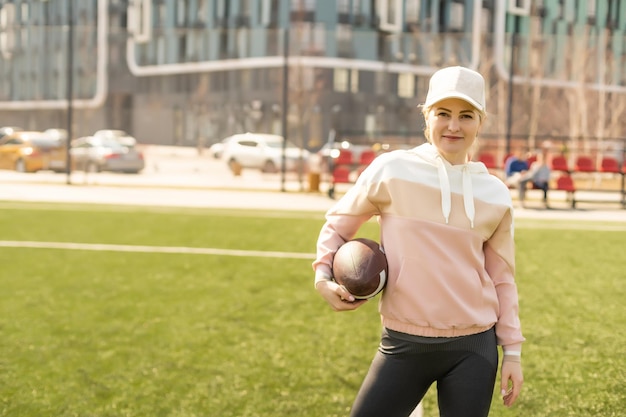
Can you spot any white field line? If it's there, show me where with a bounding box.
[0,241,316,260]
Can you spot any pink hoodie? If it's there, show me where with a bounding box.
[313,143,524,352]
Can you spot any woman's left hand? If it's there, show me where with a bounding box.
[315,280,368,311]
[500,360,523,407]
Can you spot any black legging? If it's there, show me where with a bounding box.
[350,328,499,417]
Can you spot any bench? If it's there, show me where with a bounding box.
[501,153,625,208]
[551,155,625,208]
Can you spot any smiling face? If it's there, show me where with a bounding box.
[423,98,484,165]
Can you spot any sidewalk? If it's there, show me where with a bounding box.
[0,145,625,222]
[2,175,626,223]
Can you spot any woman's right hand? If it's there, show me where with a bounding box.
[315,280,368,311]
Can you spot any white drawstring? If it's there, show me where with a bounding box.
[462,166,475,228]
[435,156,451,224]
[435,155,475,228]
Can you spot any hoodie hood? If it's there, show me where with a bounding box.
[408,143,489,228]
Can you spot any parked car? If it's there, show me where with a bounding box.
[43,128,68,142]
[40,129,70,172]
[0,126,24,140]
[221,133,309,173]
[0,131,65,172]
[208,137,232,159]
[93,129,137,148]
[70,136,145,174]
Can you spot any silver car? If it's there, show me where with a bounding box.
[71,136,145,174]
[221,133,309,173]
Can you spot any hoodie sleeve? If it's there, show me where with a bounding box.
[312,162,389,280]
[484,208,525,352]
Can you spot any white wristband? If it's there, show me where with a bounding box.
[503,351,521,356]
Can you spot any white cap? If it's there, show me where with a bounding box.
[423,66,486,115]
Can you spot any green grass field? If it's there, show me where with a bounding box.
[0,201,624,417]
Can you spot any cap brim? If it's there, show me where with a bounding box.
[423,93,484,114]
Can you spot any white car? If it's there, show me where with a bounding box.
[221,133,309,173]
[208,138,230,159]
[93,129,137,148]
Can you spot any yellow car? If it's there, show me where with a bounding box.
[0,131,65,173]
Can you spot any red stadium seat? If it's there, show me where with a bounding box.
[550,155,570,172]
[574,155,595,173]
[332,166,351,184]
[334,149,353,165]
[555,174,577,208]
[359,149,376,166]
[327,149,354,199]
[600,157,620,173]
[478,152,497,169]
[556,174,576,192]
[357,149,377,177]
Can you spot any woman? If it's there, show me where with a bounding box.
[313,66,524,417]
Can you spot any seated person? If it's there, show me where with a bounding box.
[517,145,551,208]
[504,149,529,187]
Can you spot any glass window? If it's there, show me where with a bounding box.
[196,0,206,24]
[291,0,315,12]
[216,0,226,18]
[447,2,464,31]
[292,67,314,90]
[0,3,16,58]
[358,71,375,94]
[351,0,364,13]
[398,73,415,98]
[406,0,420,22]
[334,68,349,92]
[176,0,187,26]
[378,0,402,33]
[586,1,596,18]
[19,3,29,22]
[337,23,352,56]
[294,22,325,53]
[240,69,251,91]
[350,69,359,93]
[375,71,387,95]
[240,0,250,14]
[337,0,350,14]
[337,23,351,43]
[156,2,166,26]
[257,0,272,26]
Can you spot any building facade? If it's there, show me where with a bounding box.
[0,0,624,155]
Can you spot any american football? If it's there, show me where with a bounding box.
[332,238,388,299]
